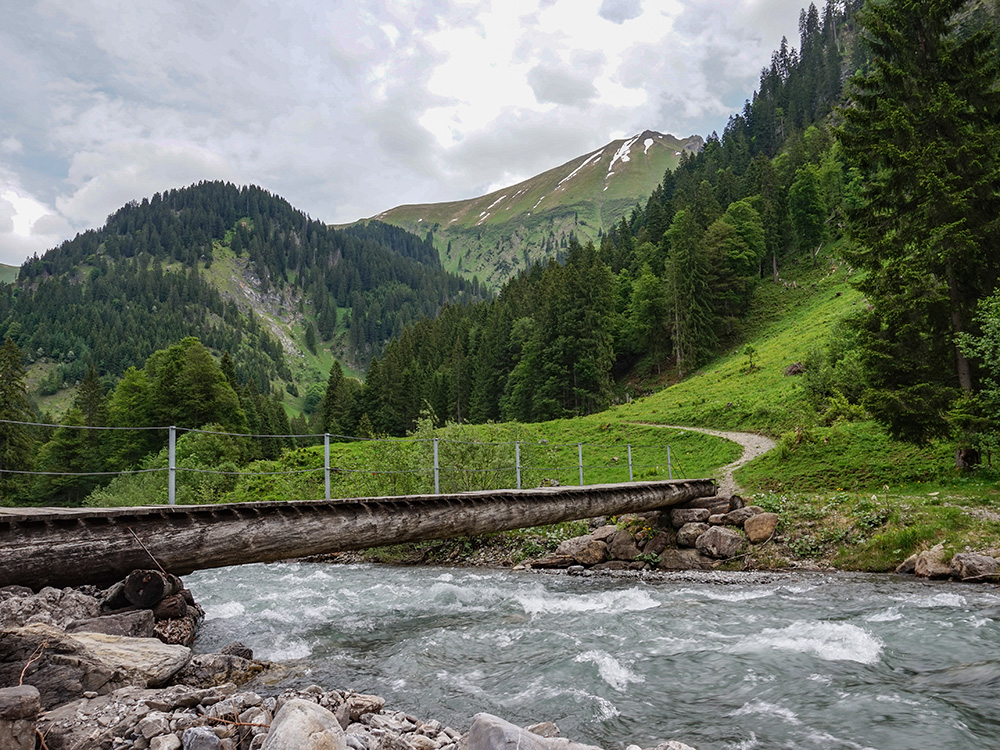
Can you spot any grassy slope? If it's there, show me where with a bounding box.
[0,264,17,284]
[371,132,700,288]
[593,254,1000,571]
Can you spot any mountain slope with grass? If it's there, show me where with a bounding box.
[369,131,703,288]
[0,264,16,284]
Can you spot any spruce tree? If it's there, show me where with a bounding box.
[0,337,35,501]
[839,0,1000,442]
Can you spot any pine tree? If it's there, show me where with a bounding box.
[0,337,35,501]
[664,211,717,377]
[839,0,1000,442]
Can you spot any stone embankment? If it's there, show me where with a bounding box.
[0,579,697,750]
[897,544,1000,583]
[521,495,779,573]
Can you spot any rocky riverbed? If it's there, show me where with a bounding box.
[0,580,697,750]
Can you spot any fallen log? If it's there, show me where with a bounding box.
[124,570,181,608]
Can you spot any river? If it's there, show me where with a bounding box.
[187,563,1000,750]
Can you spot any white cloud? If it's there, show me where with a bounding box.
[0,0,807,266]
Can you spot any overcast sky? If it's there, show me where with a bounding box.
[0,0,806,266]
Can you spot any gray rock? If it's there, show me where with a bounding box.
[467,713,603,750]
[707,514,726,525]
[723,506,763,526]
[696,527,746,559]
[346,693,386,722]
[642,530,675,556]
[895,553,918,575]
[555,535,609,566]
[0,685,40,750]
[914,544,952,579]
[650,741,698,750]
[669,508,710,528]
[744,513,779,543]
[607,529,641,561]
[657,549,714,571]
[676,523,709,548]
[0,586,100,629]
[183,726,221,749]
[151,735,183,750]
[590,525,618,543]
[950,553,1000,581]
[0,624,190,709]
[67,609,156,638]
[262,698,347,750]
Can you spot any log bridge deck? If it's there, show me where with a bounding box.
[0,479,715,590]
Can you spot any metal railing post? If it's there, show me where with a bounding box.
[433,438,440,494]
[628,443,633,482]
[667,445,673,480]
[168,426,176,506]
[324,433,331,500]
[515,441,521,489]
[578,443,584,486]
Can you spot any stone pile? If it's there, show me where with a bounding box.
[0,584,701,750]
[523,496,780,572]
[0,568,205,647]
[896,543,1000,582]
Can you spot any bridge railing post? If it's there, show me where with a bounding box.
[667,445,673,480]
[578,443,584,486]
[168,426,176,506]
[433,438,440,494]
[515,441,521,490]
[628,443,633,482]
[324,433,331,501]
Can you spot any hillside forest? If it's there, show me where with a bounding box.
[0,0,998,509]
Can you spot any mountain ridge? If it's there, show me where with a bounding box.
[367,130,704,288]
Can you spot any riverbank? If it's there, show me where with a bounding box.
[0,579,698,750]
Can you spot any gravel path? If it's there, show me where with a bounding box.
[635,423,777,497]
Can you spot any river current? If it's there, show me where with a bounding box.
[187,563,1000,750]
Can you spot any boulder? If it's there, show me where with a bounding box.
[607,529,641,561]
[467,713,603,750]
[642,530,675,557]
[0,685,40,750]
[67,609,156,638]
[950,553,1000,581]
[555,536,609,566]
[0,623,190,709]
[895,553,918,575]
[346,693,386,722]
[723,506,764,526]
[744,513,779,543]
[183,726,221,749]
[676,523,709,548]
[262,698,347,750]
[669,508,710,528]
[657,549,714,571]
[707,514,726,525]
[590,525,618,543]
[913,544,952,579]
[696,527,746,559]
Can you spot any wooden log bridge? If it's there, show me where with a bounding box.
[0,479,715,590]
